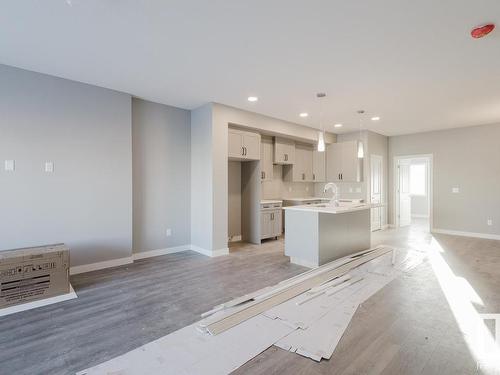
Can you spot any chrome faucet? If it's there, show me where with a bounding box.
[323,182,339,206]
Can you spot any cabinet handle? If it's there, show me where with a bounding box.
[242,147,244,156]
[341,173,343,180]
[284,154,288,161]
[271,212,274,220]
[263,171,266,179]
[313,174,315,180]
[244,147,247,156]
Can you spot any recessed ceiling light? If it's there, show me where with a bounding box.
[371,116,380,121]
[299,112,308,118]
[247,96,258,102]
[334,123,343,128]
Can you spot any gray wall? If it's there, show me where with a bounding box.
[0,64,132,266]
[389,123,500,235]
[132,98,191,253]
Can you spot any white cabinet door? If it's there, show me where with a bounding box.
[274,138,295,164]
[341,140,361,182]
[326,143,342,182]
[228,130,244,159]
[260,138,274,181]
[260,211,272,239]
[242,132,261,160]
[312,150,326,182]
[303,147,313,181]
[272,209,282,236]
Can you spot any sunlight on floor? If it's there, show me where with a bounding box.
[428,236,500,374]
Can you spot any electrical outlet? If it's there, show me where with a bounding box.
[166,228,172,237]
[487,219,493,226]
[4,160,15,172]
[45,162,54,173]
[452,187,459,193]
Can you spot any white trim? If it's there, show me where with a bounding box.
[289,257,318,269]
[70,256,133,275]
[393,154,433,232]
[133,245,191,260]
[411,214,430,219]
[432,228,500,241]
[0,284,77,317]
[69,243,230,275]
[190,245,229,257]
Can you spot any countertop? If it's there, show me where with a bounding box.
[260,199,283,205]
[281,197,330,202]
[283,203,383,214]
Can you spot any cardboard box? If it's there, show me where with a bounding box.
[0,243,70,308]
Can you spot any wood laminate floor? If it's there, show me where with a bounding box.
[1,219,500,375]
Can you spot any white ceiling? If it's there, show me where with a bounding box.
[1,1,499,136]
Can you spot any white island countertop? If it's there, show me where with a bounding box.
[283,203,383,214]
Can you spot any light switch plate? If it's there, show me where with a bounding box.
[487,219,493,226]
[452,187,459,193]
[4,160,15,172]
[45,162,54,173]
[166,228,172,237]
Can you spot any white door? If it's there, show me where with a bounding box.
[370,155,382,231]
[398,159,412,227]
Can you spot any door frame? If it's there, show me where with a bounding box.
[370,154,383,231]
[393,154,433,231]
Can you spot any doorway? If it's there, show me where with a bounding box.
[394,154,432,232]
[370,154,383,231]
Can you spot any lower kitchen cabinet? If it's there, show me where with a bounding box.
[260,201,282,240]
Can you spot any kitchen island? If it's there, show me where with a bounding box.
[283,203,371,268]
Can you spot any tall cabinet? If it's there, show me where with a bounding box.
[260,137,274,181]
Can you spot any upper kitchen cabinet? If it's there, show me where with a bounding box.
[312,150,326,182]
[260,137,274,181]
[228,128,261,161]
[284,143,313,182]
[326,140,362,182]
[274,137,295,164]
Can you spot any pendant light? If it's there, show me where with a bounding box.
[317,93,326,152]
[357,110,365,158]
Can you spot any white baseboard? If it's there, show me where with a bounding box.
[432,228,500,241]
[0,284,77,317]
[69,243,231,276]
[190,245,229,257]
[70,256,133,275]
[133,245,191,260]
[412,214,430,219]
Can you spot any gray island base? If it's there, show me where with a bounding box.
[284,205,371,268]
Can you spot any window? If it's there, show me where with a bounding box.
[410,163,427,196]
